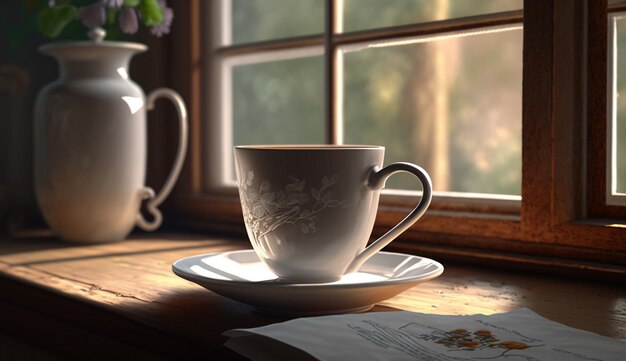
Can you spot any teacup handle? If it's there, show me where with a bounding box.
[345,162,433,274]
[136,88,188,231]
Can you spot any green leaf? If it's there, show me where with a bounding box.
[137,0,163,26]
[124,0,140,7]
[106,7,117,25]
[37,5,77,38]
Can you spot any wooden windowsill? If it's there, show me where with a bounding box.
[0,233,624,360]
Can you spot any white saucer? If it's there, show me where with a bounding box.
[172,250,443,316]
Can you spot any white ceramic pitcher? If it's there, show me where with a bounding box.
[34,31,187,243]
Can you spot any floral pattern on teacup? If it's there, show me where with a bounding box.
[239,171,349,243]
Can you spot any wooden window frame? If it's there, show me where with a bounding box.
[162,0,626,280]
[590,0,626,218]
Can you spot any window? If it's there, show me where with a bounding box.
[606,5,626,207]
[167,0,626,277]
[214,1,523,198]
[204,1,524,205]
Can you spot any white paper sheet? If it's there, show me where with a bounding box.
[224,309,626,361]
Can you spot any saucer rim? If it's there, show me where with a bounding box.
[172,250,444,289]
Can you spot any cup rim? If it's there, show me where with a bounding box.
[234,144,384,151]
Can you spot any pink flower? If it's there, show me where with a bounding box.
[77,2,106,29]
[150,0,174,37]
[118,7,139,34]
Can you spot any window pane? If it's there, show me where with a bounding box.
[232,56,325,146]
[343,0,522,33]
[231,0,323,45]
[343,28,523,195]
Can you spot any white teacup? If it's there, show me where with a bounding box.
[234,145,432,283]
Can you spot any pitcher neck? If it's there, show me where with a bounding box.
[59,58,131,81]
[39,41,147,81]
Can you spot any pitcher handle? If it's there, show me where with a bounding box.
[345,162,432,274]
[136,88,188,231]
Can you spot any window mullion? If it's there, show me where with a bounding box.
[521,0,554,236]
[551,0,587,224]
[521,0,587,236]
[334,10,522,46]
[325,0,343,144]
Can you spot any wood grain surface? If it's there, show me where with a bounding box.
[0,233,624,360]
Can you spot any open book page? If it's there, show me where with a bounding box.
[224,308,625,361]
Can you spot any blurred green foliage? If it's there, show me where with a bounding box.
[343,30,522,193]
[232,0,323,44]
[37,5,77,38]
[233,56,325,146]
